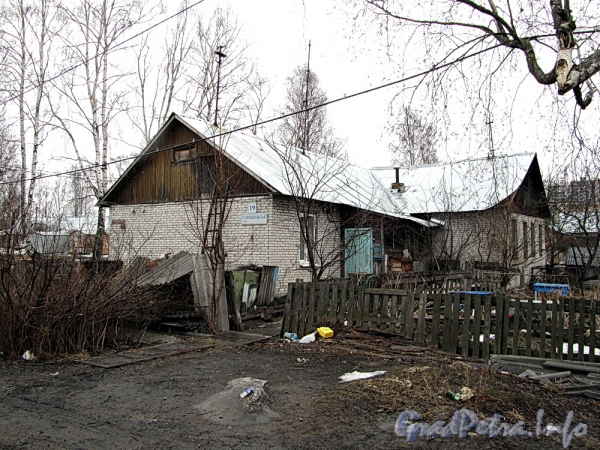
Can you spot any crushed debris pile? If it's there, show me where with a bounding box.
[194,377,280,426]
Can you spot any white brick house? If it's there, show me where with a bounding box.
[101,114,549,293]
[100,113,437,294]
[372,153,551,286]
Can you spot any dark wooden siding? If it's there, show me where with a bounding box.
[512,157,550,218]
[105,120,269,204]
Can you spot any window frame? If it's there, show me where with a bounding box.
[173,143,196,163]
[523,221,529,260]
[299,215,315,267]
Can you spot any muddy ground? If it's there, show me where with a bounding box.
[0,331,598,450]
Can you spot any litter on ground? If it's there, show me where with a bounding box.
[339,370,387,383]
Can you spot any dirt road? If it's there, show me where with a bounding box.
[0,335,597,449]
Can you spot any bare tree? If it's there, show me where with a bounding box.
[182,7,262,128]
[0,0,59,231]
[278,64,346,159]
[356,1,600,109]
[51,0,150,260]
[0,112,19,232]
[388,106,439,165]
[547,140,600,282]
[244,73,272,135]
[267,138,377,282]
[129,0,194,144]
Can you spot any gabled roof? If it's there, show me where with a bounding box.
[565,246,600,267]
[102,113,438,227]
[103,114,543,224]
[370,153,540,214]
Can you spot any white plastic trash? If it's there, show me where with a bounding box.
[339,370,387,382]
[298,331,317,344]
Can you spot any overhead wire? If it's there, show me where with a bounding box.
[0,41,507,187]
[0,0,205,107]
[2,16,598,186]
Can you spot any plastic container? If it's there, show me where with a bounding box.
[283,332,299,340]
[317,327,334,339]
[240,387,255,398]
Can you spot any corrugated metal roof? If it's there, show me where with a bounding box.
[136,251,195,286]
[370,153,536,214]
[552,212,600,234]
[177,115,438,226]
[565,246,600,267]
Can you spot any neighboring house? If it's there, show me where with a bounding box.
[546,178,600,279]
[100,113,438,294]
[27,216,107,257]
[565,246,600,280]
[372,153,551,286]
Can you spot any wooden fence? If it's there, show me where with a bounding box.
[360,271,505,293]
[281,281,600,362]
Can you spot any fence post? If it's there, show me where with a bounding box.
[280,282,294,336]
[306,282,317,333]
[289,279,303,336]
[591,300,598,363]
[416,293,427,343]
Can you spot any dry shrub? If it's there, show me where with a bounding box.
[0,255,175,359]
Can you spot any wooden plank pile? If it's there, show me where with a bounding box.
[491,354,600,400]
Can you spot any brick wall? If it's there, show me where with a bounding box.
[108,194,341,295]
[431,209,547,284]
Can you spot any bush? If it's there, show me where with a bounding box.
[0,253,173,360]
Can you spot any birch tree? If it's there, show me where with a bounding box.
[278,64,345,159]
[0,0,59,231]
[52,0,149,260]
[356,1,600,109]
[182,7,262,128]
[388,106,439,165]
[129,0,194,144]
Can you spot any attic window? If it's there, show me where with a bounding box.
[173,143,195,162]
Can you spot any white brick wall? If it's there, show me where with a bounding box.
[431,209,547,283]
[108,195,341,295]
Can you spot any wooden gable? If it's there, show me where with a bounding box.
[510,155,550,218]
[102,119,269,205]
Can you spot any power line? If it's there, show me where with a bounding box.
[0,41,506,187]
[0,0,205,107]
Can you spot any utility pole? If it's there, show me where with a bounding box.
[214,46,227,127]
[486,115,495,159]
[302,41,311,154]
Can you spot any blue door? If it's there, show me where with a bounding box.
[344,228,373,275]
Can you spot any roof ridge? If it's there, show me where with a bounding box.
[372,151,535,171]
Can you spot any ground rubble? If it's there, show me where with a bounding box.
[1,326,599,449]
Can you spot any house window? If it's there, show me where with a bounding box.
[539,224,544,256]
[531,224,536,257]
[511,219,517,247]
[523,222,529,260]
[299,215,315,267]
[173,143,195,162]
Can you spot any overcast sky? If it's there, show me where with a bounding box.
[186,0,599,175]
[44,0,599,180]
[191,0,399,168]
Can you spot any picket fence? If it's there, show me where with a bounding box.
[281,281,600,362]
